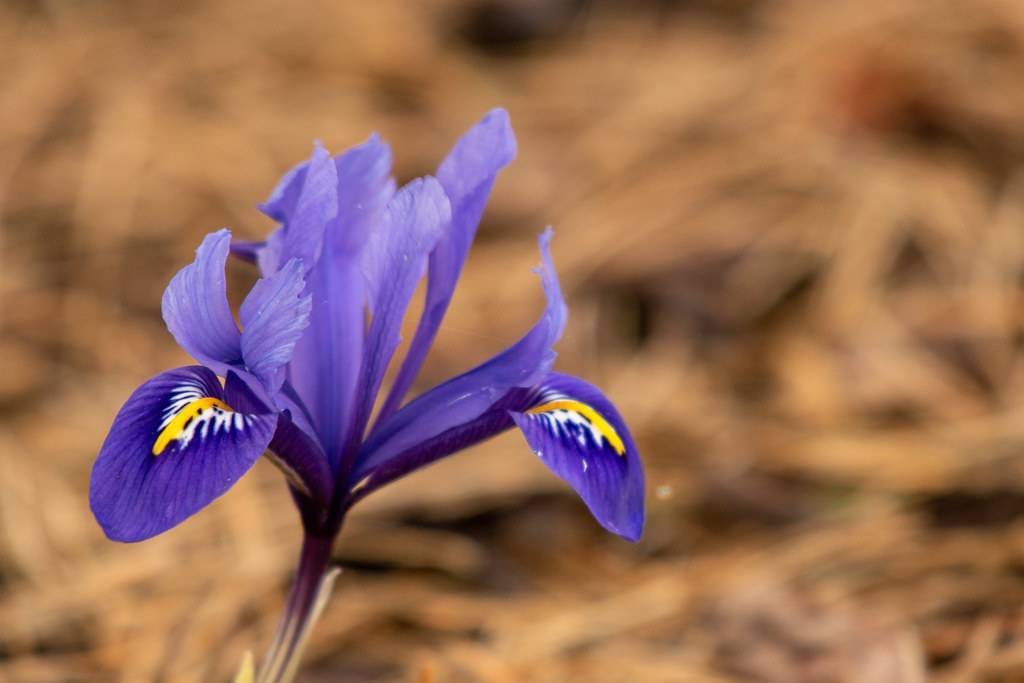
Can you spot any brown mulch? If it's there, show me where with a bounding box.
[4,0,1024,680]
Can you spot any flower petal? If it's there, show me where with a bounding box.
[287,137,394,466]
[350,371,644,542]
[510,373,644,541]
[239,258,312,393]
[161,229,243,375]
[355,228,565,478]
[378,109,516,421]
[259,158,310,223]
[90,366,277,542]
[325,134,395,254]
[353,177,450,443]
[348,392,523,500]
[257,143,338,276]
[223,371,333,506]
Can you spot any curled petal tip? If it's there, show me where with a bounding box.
[535,228,567,343]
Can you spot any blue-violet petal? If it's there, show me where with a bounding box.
[90,366,277,542]
[379,108,517,420]
[161,229,243,376]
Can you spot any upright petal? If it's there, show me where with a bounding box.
[352,177,450,446]
[378,109,516,421]
[326,134,395,254]
[90,366,277,542]
[257,143,338,276]
[287,137,394,467]
[162,229,243,376]
[239,258,312,393]
[357,228,565,476]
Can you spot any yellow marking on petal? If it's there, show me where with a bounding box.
[152,397,233,455]
[526,399,626,456]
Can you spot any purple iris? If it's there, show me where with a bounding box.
[89,109,644,678]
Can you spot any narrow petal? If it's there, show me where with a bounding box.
[239,258,312,392]
[378,109,516,421]
[224,372,333,506]
[510,373,644,541]
[348,391,523,499]
[287,137,394,467]
[90,366,277,542]
[356,228,565,476]
[360,176,450,315]
[162,229,243,376]
[353,177,450,444]
[257,143,338,276]
[326,134,395,254]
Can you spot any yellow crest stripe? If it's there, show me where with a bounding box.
[153,397,233,455]
[525,399,626,456]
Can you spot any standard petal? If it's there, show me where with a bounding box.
[239,258,312,392]
[352,177,450,445]
[162,229,243,376]
[326,134,395,254]
[90,366,277,542]
[257,143,338,276]
[287,136,394,467]
[355,228,566,478]
[510,373,644,542]
[360,176,450,315]
[378,109,516,421]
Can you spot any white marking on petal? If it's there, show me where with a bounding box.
[160,381,207,430]
[533,407,608,450]
[168,401,249,451]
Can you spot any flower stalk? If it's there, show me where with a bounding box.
[258,534,340,683]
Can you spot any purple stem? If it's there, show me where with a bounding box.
[260,533,336,683]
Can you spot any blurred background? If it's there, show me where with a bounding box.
[3,0,1024,680]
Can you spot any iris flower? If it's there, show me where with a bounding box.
[90,109,644,681]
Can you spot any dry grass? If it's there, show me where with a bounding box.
[4,0,1024,680]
